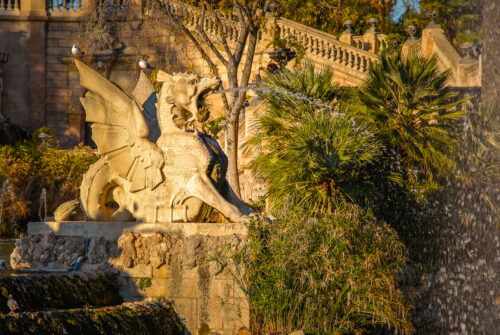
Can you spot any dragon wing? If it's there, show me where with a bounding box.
[75,59,163,192]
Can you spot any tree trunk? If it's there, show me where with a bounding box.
[225,113,241,197]
[334,0,342,33]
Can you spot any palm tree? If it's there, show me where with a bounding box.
[357,51,463,186]
[246,62,380,213]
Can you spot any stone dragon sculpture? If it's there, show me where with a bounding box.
[64,59,254,223]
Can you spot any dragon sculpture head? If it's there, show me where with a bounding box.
[156,71,220,130]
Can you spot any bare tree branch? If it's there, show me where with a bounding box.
[197,5,229,66]
[233,0,256,31]
[233,6,249,64]
[233,31,258,115]
[208,3,234,65]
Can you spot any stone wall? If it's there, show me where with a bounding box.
[0,20,37,129]
[11,221,249,335]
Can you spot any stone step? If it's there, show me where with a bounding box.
[0,300,184,335]
[0,271,122,314]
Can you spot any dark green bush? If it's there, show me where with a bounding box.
[356,51,463,188]
[247,62,380,213]
[221,204,412,334]
[0,129,97,237]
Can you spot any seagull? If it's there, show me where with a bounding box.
[7,294,19,313]
[139,58,155,70]
[71,44,84,57]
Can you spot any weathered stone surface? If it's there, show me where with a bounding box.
[11,223,248,335]
[73,59,255,224]
[54,199,82,221]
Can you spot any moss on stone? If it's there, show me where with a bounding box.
[0,271,122,314]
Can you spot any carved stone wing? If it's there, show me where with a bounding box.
[75,59,163,192]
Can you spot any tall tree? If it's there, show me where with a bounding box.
[145,0,273,197]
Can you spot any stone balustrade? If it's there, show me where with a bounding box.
[276,18,380,85]
[162,0,260,44]
[0,0,20,12]
[47,0,84,13]
[46,0,130,17]
[402,23,481,87]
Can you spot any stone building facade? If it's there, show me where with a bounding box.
[0,0,481,148]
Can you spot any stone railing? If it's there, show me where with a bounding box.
[276,18,380,84]
[0,0,21,12]
[46,0,130,17]
[402,24,481,87]
[160,0,257,44]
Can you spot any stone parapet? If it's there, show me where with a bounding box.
[28,221,247,239]
[12,221,249,335]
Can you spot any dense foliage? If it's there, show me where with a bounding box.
[247,63,380,213]
[227,205,411,334]
[0,128,97,237]
[357,51,463,188]
[277,0,395,33]
[235,62,415,334]
[408,0,482,45]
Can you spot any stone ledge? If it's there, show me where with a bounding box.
[27,221,247,239]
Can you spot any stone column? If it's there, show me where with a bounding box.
[362,18,380,53]
[20,0,46,15]
[339,20,355,45]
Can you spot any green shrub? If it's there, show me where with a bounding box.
[138,277,152,290]
[356,51,463,188]
[0,129,97,237]
[247,62,380,213]
[224,204,412,334]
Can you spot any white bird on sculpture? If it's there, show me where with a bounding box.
[71,45,84,57]
[139,58,154,70]
[7,294,19,313]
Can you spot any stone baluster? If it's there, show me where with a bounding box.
[332,46,338,61]
[314,38,319,54]
[338,47,343,63]
[361,55,366,72]
[304,35,310,52]
[354,53,360,70]
[344,49,350,66]
[320,40,325,57]
[326,43,332,59]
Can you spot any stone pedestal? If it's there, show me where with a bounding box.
[12,221,249,335]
